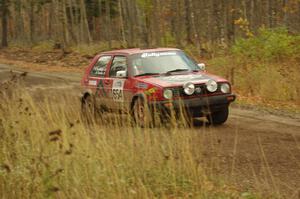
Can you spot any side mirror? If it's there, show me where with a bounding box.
[116,70,127,78]
[197,63,206,71]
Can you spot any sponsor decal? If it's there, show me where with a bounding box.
[144,87,157,96]
[112,79,125,102]
[88,80,97,86]
[157,74,210,83]
[116,81,122,87]
[141,52,177,58]
[92,67,106,76]
[95,79,107,97]
[136,82,148,89]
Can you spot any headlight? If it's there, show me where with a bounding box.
[163,89,173,99]
[220,83,230,93]
[183,82,195,95]
[206,80,218,92]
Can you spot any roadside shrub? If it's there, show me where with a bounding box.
[209,58,300,103]
[71,41,123,56]
[31,41,56,52]
[208,27,300,105]
[232,27,300,61]
[236,64,299,101]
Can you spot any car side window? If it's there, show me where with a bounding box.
[109,56,127,77]
[90,56,111,76]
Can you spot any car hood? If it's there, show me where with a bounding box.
[135,72,228,88]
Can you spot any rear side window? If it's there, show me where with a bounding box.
[90,56,111,76]
[109,56,127,77]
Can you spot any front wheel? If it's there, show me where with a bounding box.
[207,107,229,125]
[81,94,96,123]
[132,97,152,128]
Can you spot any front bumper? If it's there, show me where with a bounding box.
[149,94,236,117]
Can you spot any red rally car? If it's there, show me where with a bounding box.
[81,48,236,126]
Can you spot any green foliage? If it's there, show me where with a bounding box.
[71,41,122,56]
[206,57,228,75]
[163,31,176,46]
[207,28,300,103]
[85,0,118,18]
[31,40,56,52]
[136,0,153,11]
[208,28,300,103]
[209,57,300,103]
[232,28,300,61]
[184,44,200,60]
[241,192,257,199]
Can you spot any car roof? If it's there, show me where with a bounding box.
[100,48,181,56]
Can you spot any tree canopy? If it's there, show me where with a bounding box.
[0,0,299,51]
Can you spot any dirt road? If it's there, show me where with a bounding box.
[1,63,300,198]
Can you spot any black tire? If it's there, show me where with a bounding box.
[207,107,229,125]
[132,97,152,128]
[175,109,193,127]
[81,94,95,123]
[183,115,194,127]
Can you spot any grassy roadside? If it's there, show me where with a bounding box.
[208,56,300,115]
[0,76,266,199]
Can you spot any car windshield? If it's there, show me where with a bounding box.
[129,51,200,76]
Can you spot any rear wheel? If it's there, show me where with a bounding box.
[207,107,229,125]
[81,94,95,123]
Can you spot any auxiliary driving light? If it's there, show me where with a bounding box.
[206,80,218,92]
[163,89,173,99]
[183,82,195,95]
[221,83,230,93]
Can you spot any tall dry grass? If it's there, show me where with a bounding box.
[0,77,261,199]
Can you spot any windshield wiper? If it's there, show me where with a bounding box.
[134,72,161,77]
[165,69,189,75]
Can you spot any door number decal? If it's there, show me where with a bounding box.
[112,79,125,102]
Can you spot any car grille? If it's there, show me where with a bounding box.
[171,84,222,98]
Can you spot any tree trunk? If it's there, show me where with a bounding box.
[283,0,289,27]
[153,0,161,46]
[118,0,127,47]
[61,0,70,46]
[228,0,238,44]
[13,0,24,41]
[105,0,112,48]
[189,0,201,51]
[79,0,92,44]
[171,1,182,47]
[29,0,35,43]
[185,0,193,44]
[67,0,77,43]
[1,0,9,47]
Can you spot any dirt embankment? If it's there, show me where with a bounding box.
[0,48,91,73]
